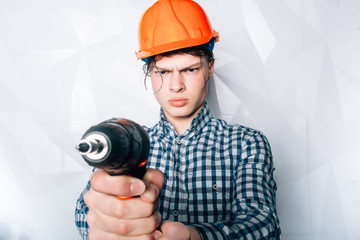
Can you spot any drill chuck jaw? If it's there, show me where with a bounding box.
[76,132,110,162]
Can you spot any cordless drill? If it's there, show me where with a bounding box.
[76,118,150,184]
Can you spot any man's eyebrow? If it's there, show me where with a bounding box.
[179,62,202,71]
[154,62,202,72]
[153,65,171,71]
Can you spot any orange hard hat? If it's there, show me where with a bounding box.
[135,0,219,61]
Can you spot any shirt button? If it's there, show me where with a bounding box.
[176,139,181,144]
[175,171,180,177]
[212,183,218,190]
[173,210,179,216]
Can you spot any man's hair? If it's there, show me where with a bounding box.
[143,46,214,76]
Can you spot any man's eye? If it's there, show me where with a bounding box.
[156,71,167,75]
[187,68,198,73]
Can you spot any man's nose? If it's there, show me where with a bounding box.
[169,72,185,92]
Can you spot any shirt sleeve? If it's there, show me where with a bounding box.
[189,130,281,239]
[74,180,90,240]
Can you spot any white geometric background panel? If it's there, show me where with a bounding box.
[0,0,359,239]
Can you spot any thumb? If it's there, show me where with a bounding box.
[141,168,165,202]
[159,221,191,240]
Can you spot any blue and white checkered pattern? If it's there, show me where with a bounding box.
[74,103,281,239]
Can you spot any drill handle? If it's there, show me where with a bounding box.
[116,159,148,200]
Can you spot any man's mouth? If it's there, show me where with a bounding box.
[169,98,188,107]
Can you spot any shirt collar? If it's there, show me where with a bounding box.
[189,102,212,134]
[159,102,212,136]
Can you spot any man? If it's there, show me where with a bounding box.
[75,0,281,239]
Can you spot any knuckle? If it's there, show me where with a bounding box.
[142,202,157,218]
[83,192,91,206]
[152,213,162,228]
[90,174,101,192]
[144,207,153,217]
[138,203,152,217]
[148,221,157,231]
[146,214,161,233]
[110,201,125,217]
[115,221,130,235]
[86,210,95,227]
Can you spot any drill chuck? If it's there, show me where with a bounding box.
[76,118,149,178]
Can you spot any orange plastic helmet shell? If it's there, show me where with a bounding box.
[136,0,219,60]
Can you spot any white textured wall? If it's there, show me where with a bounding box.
[0,0,359,239]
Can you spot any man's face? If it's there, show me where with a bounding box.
[149,53,214,123]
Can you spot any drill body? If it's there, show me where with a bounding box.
[76,118,150,179]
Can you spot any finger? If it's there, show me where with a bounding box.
[91,169,146,197]
[88,209,162,236]
[88,190,160,219]
[141,169,165,202]
[152,230,163,240]
[158,221,190,240]
[88,228,121,240]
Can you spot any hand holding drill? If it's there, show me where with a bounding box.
[75,118,195,239]
[76,118,164,238]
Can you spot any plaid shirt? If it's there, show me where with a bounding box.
[75,103,281,239]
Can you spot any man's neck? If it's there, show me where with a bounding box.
[172,118,192,136]
[164,104,204,136]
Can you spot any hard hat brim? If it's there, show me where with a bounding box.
[136,31,219,60]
